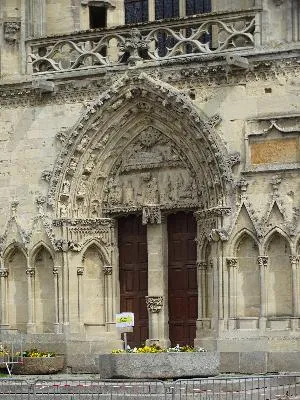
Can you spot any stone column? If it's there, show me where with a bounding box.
[226,257,238,329]
[258,256,268,329]
[103,265,113,331]
[0,268,9,326]
[77,266,84,323]
[290,255,300,329]
[144,206,169,347]
[26,266,36,333]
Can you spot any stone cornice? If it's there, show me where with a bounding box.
[0,51,299,108]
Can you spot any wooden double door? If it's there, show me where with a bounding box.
[118,212,197,348]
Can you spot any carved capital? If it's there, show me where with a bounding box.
[290,255,300,266]
[103,265,112,275]
[197,261,208,271]
[257,256,268,268]
[142,206,161,225]
[145,296,163,313]
[26,268,35,277]
[52,267,60,275]
[77,267,84,276]
[54,239,69,252]
[226,257,238,268]
[0,269,9,278]
[208,228,229,242]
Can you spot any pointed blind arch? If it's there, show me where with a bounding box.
[124,0,148,24]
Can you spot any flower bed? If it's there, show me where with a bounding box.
[99,345,219,379]
[13,356,64,375]
[13,349,64,375]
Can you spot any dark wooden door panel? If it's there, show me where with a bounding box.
[168,212,197,347]
[119,215,148,348]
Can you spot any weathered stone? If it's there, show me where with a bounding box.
[0,0,299,374]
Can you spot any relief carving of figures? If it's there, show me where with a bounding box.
[62,180,70,195]
[84,153,96,174]
[123,180,135,205]
[102,127,199,213]
[106,177,122,205]
[77,176,88,198]
[91,200,100,218]
[59,202,69,218]
[143,174,160,205]
[76,135,89,153]
[77,199,87,218]
[68,157,79,174]
[166,175,176,202]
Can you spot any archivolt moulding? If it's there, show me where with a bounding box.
[45,73,235,220]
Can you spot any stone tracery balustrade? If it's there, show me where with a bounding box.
[27,9,258,74]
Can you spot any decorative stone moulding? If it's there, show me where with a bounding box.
[44,73,233,221]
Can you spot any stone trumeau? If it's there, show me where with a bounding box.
[0,0,299,373]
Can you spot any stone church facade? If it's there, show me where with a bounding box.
[0,0,299,372]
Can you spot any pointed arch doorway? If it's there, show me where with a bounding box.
[168,211,197,346]
[118,215,149,347]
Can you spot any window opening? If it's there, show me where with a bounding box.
[125,0,148,24]
[186,0,211,15]
[89,6,107,29]
[155,0,179,19]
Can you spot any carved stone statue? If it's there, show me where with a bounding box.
[123,180,135,205]
[143,176,159,205]
[62,180,70,195]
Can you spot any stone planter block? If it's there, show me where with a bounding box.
[13,356,64,375]
[99,352,219,379]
